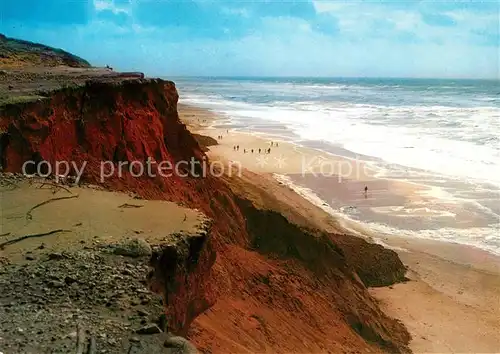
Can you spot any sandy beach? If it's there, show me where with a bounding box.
[179,103,500,353]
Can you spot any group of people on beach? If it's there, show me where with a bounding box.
[216,130,280,155]
[231,141,279,155]
[232,146,273,154]
[217,130,230,140]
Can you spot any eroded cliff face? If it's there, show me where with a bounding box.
[0,78,410,352]
[0,78,247,335]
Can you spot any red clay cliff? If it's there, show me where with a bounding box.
[0,46,411,352]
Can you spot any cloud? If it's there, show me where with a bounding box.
[421,13,457,27]
[312,1,350,14]
[0,0,498,78]
[220,7,251,18]
[309,1,498,48]
[93,0,131,15]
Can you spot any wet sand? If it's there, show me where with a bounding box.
[179,103,500,353]
[287,173,496,231]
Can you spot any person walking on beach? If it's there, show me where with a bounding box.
[237,145,239,151]
[244,149,246,153]
[251,149,254,153]
[258,148,261,154]
[364,186,368,198]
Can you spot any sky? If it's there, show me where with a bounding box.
[1,0,498,78]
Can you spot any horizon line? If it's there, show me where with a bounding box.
[158,75,499,81]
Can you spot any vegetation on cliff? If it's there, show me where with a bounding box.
[0,34,90,68]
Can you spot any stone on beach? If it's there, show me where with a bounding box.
[112,238,152,258]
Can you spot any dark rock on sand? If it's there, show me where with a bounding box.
[164,335,198,354]
[112,238,152,258]
[136,323,163,335]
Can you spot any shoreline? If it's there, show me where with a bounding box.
[179,102,500,353]
[179,103,500,256]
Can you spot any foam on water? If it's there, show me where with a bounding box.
[370,206,457,218]
[199,100,500,187]
[273,173,373,237]
[366,221,500,256]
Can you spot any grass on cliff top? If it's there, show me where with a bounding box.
[0,94,45,107]
[0,33,91,68]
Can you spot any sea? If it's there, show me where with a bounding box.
[173,77,500,255]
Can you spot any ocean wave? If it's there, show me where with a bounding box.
[370,205,457,218]
[182,90,500,188]
[366,222,500,256]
